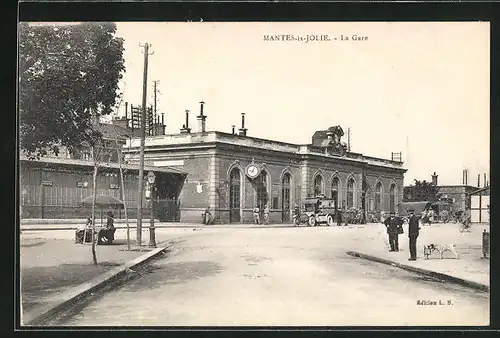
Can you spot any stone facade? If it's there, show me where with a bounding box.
[124,130,406,224]
[437,185,477,211]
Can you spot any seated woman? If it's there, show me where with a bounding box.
[75,217,93,244]
[98,211,116,245]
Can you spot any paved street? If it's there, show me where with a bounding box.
[52,225,489,326]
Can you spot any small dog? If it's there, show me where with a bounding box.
[423,244,459,259]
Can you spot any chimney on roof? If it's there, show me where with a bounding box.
[180,110,191,134]
[484,173,487,188]
[232,125,235,135]
[238,113,247,136]
[478,174,481,187]
[197,101,207,133]
[431,172,438,186]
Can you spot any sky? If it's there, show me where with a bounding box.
[109,22,489,187]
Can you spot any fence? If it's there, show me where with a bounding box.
[20,198,181,221]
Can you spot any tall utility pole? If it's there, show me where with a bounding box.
[137,42,154,246]
[153,80,160,136]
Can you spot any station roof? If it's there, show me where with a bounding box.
[20,156,187,175]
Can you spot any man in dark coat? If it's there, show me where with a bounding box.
[335,206,342,226]
[384,211,403,252]
[407,208,420,260]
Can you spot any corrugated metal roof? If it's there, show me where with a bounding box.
[20,156,187,175]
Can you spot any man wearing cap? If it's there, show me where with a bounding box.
[407,208,420,261]
[384,211,404,252]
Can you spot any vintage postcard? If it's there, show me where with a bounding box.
[18,21,489,327]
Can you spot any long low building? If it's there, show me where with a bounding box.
[123,110,407,224]
[19,155,187,220]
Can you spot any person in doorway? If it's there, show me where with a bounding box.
[407,208,420,261]
[253,205,260,224]
[263,205,270,225]
[384,211,404,252]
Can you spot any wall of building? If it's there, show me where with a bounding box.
[123,132,406,224]
[18,160,185,220]
[136,150,213,223]
[19,164,151,219]
[215,148,302,224]
[438,186,476,212]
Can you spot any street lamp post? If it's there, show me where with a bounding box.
[147,171,157,248]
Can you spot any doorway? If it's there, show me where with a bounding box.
[282,173,291,222]
[229,168,241,223]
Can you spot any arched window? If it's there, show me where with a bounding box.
[256,171,268,211]
[229,168,241,223]
[347,178,355,208]
[375,182,382,211]
[331,177,339,207]
[314,175,323,196]
[282,173,291,222]
[390,184,396,213]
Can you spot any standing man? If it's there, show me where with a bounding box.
[407,208,420,261]
[263,205,270,225]
[293,204,300,226]
[336,204,343,226]
[253,205,260,224]
[384,211,403,252]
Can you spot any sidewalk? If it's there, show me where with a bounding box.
[20,236,149,320]
[20,221,295,231]
[348,222,490,289]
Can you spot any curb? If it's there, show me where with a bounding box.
[346,251,489,293]
[20,224,300,231]
[22,244,170,326]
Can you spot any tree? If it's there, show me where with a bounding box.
[403,180,440,202]
[18,22,125,158]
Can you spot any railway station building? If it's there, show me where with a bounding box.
[123,107,407,224]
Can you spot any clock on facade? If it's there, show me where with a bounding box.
[246,164,260,179]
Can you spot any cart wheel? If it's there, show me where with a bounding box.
[327,215,335,226]
[308,216,316,227]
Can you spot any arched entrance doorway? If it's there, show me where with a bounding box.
[331,177,339,209]
[347,178,355,208]
[314,175,323,196]
[256,171,268,219]
[389,184,396,213]
[375,182,382,212]
[229,168,241,223]
[281,173,291,222]
[361,180,369,223]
